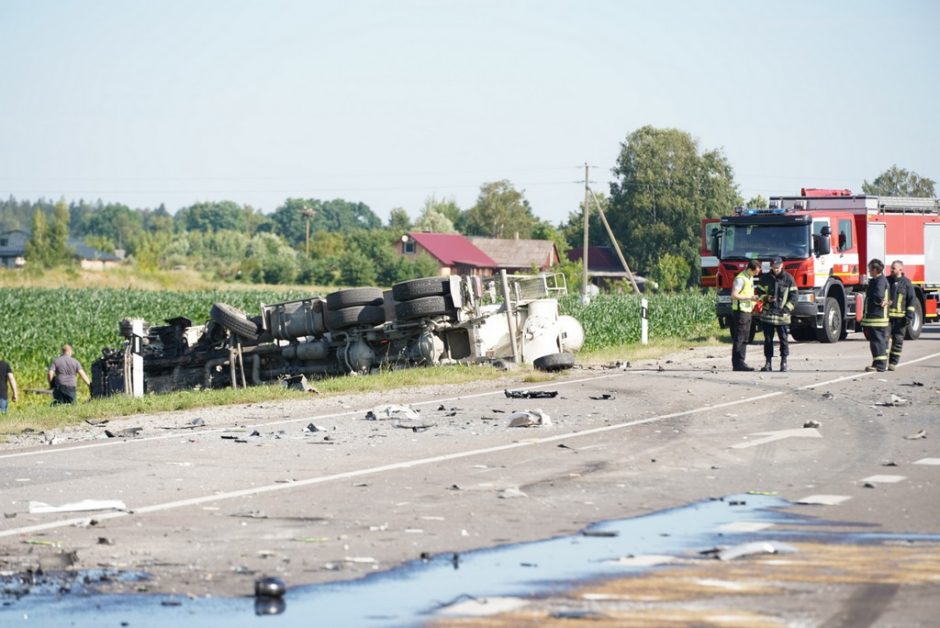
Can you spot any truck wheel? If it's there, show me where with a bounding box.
[815,297,842,343]
[392,277,449,302]
[905,299,924,340]
[534,352,575,372]
[325,288,384,311]
[395,296,455,321]
[325,305,385,331]
[210,303,260,341]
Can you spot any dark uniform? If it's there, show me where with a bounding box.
[862,274,890,372]
[887,274,916,369]
[758,267,797,371]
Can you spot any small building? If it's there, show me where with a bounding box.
[568,245,647,292]
[469,237,559,273]
[0,229,122,270]
[399,232,497,277]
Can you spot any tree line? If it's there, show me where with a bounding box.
[2,126,935,291]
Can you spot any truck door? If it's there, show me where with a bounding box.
[926,223,940,285]
[867,222,886,266]
[813,218,833,287]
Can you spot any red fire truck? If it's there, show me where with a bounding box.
[703,188,940,342]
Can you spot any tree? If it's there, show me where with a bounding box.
[271,198,382,247]
[388,207,412,233]
[608,126,740,286]
[174,201,247,233]
[414,208,455,233]
[746,195,768,209]
[862,165,936,197]
[421,195,461,225]
[242,233,299,284]
[24,209,52,268]
[461,180,537,238]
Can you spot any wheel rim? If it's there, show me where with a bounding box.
[825,303,840,339]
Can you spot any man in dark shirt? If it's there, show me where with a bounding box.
[48,344,91,405]
[861,259,890,372]
[0,359,19,414]
[887,260,917,371]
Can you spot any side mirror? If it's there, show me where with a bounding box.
[813,234,831,256]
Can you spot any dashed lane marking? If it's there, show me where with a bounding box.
[860,475,906,484]
[914,458,940,466]
[796,495,853,506]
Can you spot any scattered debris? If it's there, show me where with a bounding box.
[254,576,286,598]
[821,391,834,400]
[29,499,127,514]
[230,510,268,519]
[497,487,527,499]
[589,393,615,400]
[104,427,143,438]
[582,530,618,538]
[84,419,109,427]
[863,482,876,489]
[507,409,551,428]
[904,429,927,440]
[702,541,798,561]
[366,404,420,421]
[283,374,319,393]
[303,423,324,433]
[881,461,898,467]
[394,421,437,432]
[803,420,821,429]
[505,389,558,399]
[878,394,910,407]
[903,380,925,387]
[97,537,113,545]
[727,500,747,506]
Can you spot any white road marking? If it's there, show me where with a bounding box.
[717,521,774,533]
[796,495,852,506]
[914,458,940,466]
[2,352,938,538]
[860,474,906,483]
[730,428,822,449]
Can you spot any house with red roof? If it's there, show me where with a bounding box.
[400,232,497,276]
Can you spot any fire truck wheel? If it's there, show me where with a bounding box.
[791,326,816,342]
[534,352,575,372]
[325,305,386,331]
[395,296,455,321]
[210,303,260,341]
[392,277,449,302]
[326,288,384,311]
[905,299,923,340]
[816,297,842,343]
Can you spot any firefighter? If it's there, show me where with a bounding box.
[862,259,890,372]
[730,260,761,371]
[758,256,796,372]
[886,259,916,371]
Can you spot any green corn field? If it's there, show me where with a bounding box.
[0,287,719,398]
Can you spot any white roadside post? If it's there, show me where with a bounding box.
[641,298,649,345]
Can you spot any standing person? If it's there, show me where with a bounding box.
[886,260,916,371]
[758,256,797,372]
[48,344,91,404]
[861,259,890,372]
[0,358,18,414]
[730,260,761,372]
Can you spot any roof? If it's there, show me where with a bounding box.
[0,230,120,262]
[568,246,628,274]
[408,232,495,268]
[469,237,557,270]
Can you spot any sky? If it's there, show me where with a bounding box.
[1,0,937,226]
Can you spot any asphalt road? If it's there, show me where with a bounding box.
[1,327,938,625]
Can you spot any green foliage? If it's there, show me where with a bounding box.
[608,126,740,287]
[174,201,247,233]
[461,180,537,238]
[746,195,768,209]
[24,210,51,268]
[559,292,718,351]
[387,207,412,232]
[862,165,936,197]
[414,207,455,233]
[242,233,299,284]
[651,253,691,292]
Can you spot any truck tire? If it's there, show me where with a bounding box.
[395,296,455,321]
[815,297,842,343]
[325,305,385,331]
[326,288,384,311]
[210,303,260,341]
[533,352,575,372]
[905,299,924,340]
[392,277,449,302]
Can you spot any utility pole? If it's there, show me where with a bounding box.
[303,207,316,258]
[581,162,591,303]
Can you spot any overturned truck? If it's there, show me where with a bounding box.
[91,273,585,397]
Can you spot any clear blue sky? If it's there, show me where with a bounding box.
[1,0,937,226]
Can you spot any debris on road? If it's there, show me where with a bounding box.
[582,530,618,538]
[878,394,910,407]
[84,419,109,427]
[803,420,821,429]
[701,541,798,561]
[255,576,286,598]
[904,429,927,440]
[589,393,615,400]
[497,487,528,499]
[394,421,437,432]
[507,409,552,427]
[283,374,319,393]
[104,427,143,438]
[821,391,834,400]
[29,499,127,514]
[303,423,325,433]
[366,404,420,421]
[504,389,558,399]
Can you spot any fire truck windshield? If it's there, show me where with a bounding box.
[720,223,811,260]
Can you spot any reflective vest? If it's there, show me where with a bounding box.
[732,270,755,313]
[862,275,889,328]
[887,275,916,319]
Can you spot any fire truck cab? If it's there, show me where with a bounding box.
[706,188,940,343]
